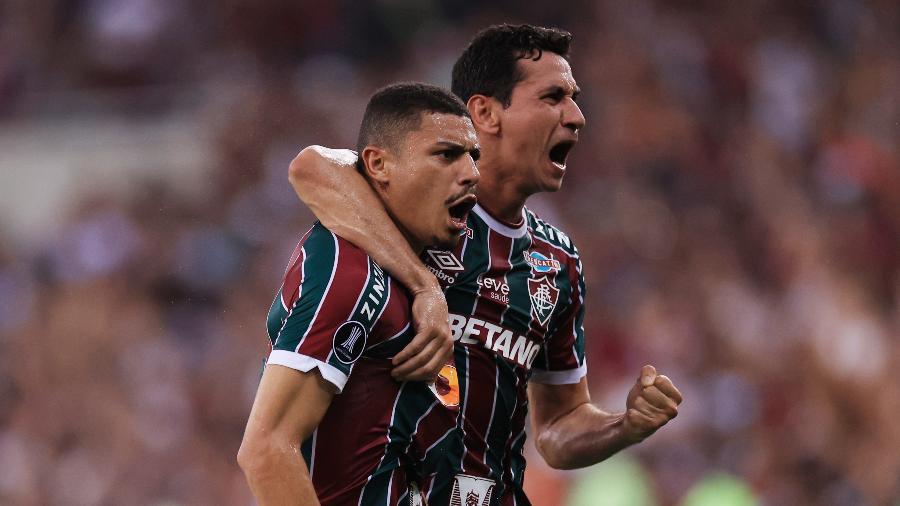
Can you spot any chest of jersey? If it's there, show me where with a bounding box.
[422,216,575,372]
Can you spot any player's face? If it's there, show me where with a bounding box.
[496,52,584,193]
[385,112,480,250]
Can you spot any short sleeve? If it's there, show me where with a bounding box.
[266,225,391,393]
[530,255,587,385]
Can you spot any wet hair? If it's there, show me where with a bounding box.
[451,24,573,107]
[356,82,470,154]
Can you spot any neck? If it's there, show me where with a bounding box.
[374,188,426,254]
[473,156,529,224]
[393,220,425,254]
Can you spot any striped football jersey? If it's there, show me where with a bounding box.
[265,223,457,506]
[415,204,587,506]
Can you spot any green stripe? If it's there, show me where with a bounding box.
[444,215,491,314]
[483,358,512,487]
[266,287,288,343]
[325,257,389,372]
[571,259,586,364]
[359,383,436,504]
[349,258,389,333]
[364,324,415,359]
[272,224,338,352]
[546,257,573,334]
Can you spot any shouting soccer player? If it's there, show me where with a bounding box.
[238,83,480,505]
[291,25,684,505]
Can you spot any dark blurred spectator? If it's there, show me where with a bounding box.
[1,0,898,504]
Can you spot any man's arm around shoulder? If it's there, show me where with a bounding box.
[288,146,452,381]
[238,364,335,505]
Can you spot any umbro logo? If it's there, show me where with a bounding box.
[427,249,465,271]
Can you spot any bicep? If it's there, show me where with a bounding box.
[528,377,591,434]
[288,146,378,229]
[244,364,336,444]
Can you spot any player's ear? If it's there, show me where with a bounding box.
[467,95,500,135]
[360,146,390,185]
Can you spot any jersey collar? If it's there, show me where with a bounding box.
[472,203,528,238]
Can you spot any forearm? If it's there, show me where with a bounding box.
[240,442,320,506]
[535,403,636,470]
[288,146,436,293]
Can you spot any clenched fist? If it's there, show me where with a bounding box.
[623,365,683,443]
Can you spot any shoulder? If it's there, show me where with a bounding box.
[302,223,372,277]
[524,208,581,261]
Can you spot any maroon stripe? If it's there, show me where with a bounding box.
[298,237,369,358]
[281,227,314,308]
[369,279,411,347]
[531,235,582,370]
[407,401,455,461]
[500,369,528,499]
[460,230,512,474]
[311,358,403,500]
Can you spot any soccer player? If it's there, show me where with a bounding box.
[238,83,480,505]
[290,25,684,505]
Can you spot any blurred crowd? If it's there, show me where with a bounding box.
[1,0,898,505]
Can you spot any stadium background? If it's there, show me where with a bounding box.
[1,0,899,504]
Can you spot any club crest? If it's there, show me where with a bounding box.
[528,276,559,327]
[450,474,495,506]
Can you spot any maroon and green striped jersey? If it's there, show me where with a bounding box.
[416,204,587,506]
[265,223,457,506]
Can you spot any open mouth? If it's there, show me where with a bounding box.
[549,140,576,168]
[448,194,477,230]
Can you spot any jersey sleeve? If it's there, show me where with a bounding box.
[529,254,587,385]
[266,225,390,393]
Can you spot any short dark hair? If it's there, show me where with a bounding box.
[451,24,573,107]
[356,82,470,154]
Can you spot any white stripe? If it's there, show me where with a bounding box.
[295,233,341,352]
[385,468,395,506]
[364,321,412,352]
[472,203,527,238]
[275,245,305,337]
[281,244,304,312]
[423,425,457,456]
[496,232,520,328]
[266,350,350,392]
[403,400,439,455]
[528,361,587,385]
[309,428,318,479]
[482,361,500,466]
[458,347,471,472]
[459,233,470,265]
[507,428,526,485]
[424,474,437,504]
[458,226,492,473]
[372,275,391,330]
[571,259,585,366]
[364,322,412,353]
